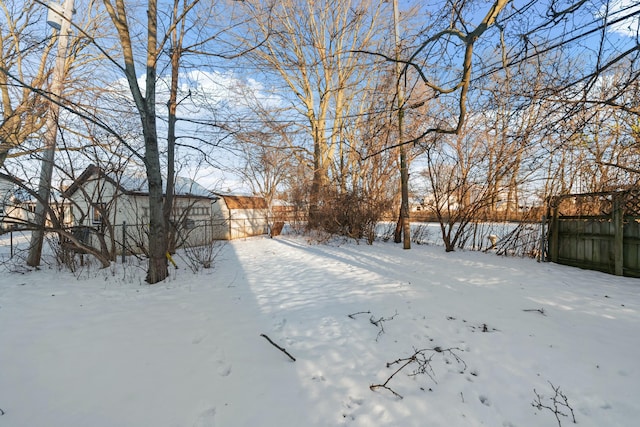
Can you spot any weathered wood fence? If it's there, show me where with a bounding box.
[548,189,640,277]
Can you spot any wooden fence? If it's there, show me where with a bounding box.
[548,189,640,277]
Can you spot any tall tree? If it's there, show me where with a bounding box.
[237,0,388,227]
[102,0,168,283]
[26,0,76,267]
[0,0,56,166]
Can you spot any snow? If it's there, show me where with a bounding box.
[0,233,639,426]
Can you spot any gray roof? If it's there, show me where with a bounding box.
[64,165,217,200]
[118,172,214,198]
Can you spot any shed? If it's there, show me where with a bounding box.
[211,194,269,240]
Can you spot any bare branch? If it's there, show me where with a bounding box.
[260,333,296,362]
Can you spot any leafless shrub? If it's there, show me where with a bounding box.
[495,222,543,258]
[314,190,391,245]
[411,223,436,245]
[377,222,396,242]
[180,240,226,273]
[51,236,81,272]
[0,249,31,274]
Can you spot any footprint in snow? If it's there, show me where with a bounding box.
[217,364,232,377]
[192,330,207,344]
[214,349,232,377]
[347,396,364,406]
[341,396,364,423]
[311,373,326,382]
[273,317,287,332]
[193,407,216,427]
[479,395,491,406]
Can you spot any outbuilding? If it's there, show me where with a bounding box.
[210,194,269,240]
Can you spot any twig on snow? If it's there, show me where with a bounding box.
[260,333,296,362]
[370,346,467,399]
[532,381,576,426]
[347,310,371,319]
[370,310,398,341]
[523,308,546,316]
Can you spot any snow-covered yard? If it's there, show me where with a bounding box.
[0,235,638,426]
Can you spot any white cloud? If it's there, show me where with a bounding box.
[110,68,283,119]
[602,0,640,37]
[161,69,283,118]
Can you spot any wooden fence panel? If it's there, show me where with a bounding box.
[624,220,640,276]
[548,190,640,278]
[555,218,614,274]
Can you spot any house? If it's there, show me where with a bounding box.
[0,175,72,231]
[62,165,270,254]
[63,165,220,253]
[211,193,269,240]
[19,194,74,229]
[0,174,18,230]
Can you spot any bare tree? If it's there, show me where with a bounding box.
[0,0,57,167]
[100,0,173,282]
[0,0,116,267]
[495,0,640,198]
[236,0,389,227]
[420,117,508,252]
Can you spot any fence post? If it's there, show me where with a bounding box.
[10,229,13,259]
[550,199,559,263]
[539,215,546,262]
[613,196,624,276]
[121,221,126,263]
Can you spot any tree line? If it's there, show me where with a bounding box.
[1,0,638,281]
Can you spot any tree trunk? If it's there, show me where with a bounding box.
[308,147,328,228]
[394,208,402,243]
[143,0,168,284]
[26,0,75,267]
[164,28,180,254]
[144,129,168,283]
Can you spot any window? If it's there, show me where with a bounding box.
[92,203,106,224]
[183,218,196,229]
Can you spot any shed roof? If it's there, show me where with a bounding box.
[217,194,268,210]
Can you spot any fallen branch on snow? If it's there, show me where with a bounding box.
[369,311,398,341]
[523,308,546,316]
[370,346,467,399]
[532,381,576,426]
[260,333,296,362]
[347,310,371,319]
